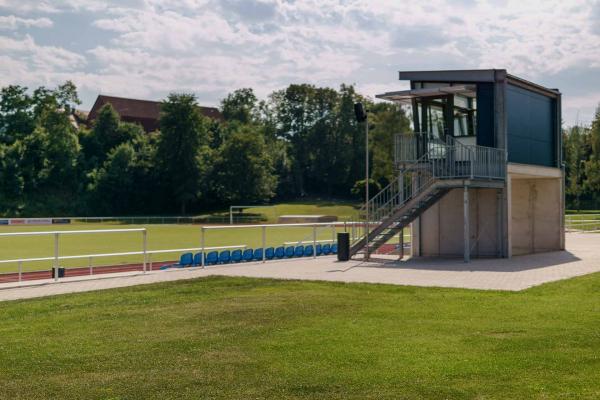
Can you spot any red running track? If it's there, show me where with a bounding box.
[0,261,176,284]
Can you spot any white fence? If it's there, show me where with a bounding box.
[565,214,600,232]
[0,222,412,285]
[0,228,147,282]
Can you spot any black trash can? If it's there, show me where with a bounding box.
[337,232,350,261]
[51,267,65,278]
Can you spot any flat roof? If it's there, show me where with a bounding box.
[376,85,476,103]
[397,69,560,98]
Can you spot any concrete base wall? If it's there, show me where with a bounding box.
[416,188,502,258]
[510,177,562,255]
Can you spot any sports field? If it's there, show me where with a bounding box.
[0,274,599,399]
[0,202,370,274]
[0,223,352,273]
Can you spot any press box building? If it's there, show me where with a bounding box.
[350,69,564,261]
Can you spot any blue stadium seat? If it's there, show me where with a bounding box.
[231,249,242,262]
[275,246,285,259]
[315,244,322,256]
[294,245,304,257]
[304,245,314,257]
[321,244,331,255]
[192,252,202,266]
[218,250,231,264]
[253,248,263,261]
[205,251,218,265]
[331,243,338,254]
[171,252,193,268]
[242,248,254,262]
[284,246,295,258]
[265,247,275,260]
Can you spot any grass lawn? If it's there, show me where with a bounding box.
[565,212,600,231]
[0,274,599,399]
[239,201,360,223]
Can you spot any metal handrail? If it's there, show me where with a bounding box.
[354,134,507,250]
[0,245,247,265]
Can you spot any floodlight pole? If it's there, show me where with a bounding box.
[364,116,370,260]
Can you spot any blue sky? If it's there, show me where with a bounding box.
[1,0,599,126]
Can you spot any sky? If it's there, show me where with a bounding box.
[0,0,599,126]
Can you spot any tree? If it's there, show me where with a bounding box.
[89,143,138,214]
[221,88,258,124]
[351,178,381,201]
[212,125,276,204]
[81,104,143,169]
[0,85,35,144]
[0,141,25,214]
[370,102,412,185]
[564,125,588,210]
[584,105,600,205]
[156,93,210,214]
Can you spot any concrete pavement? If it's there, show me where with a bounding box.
[0,232,598,301]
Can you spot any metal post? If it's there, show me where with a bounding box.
[312,225,317,259]
[89,256,93,275]
[230,206,233,225]
[142,229,147,273]
[365,118,370,260]
[399,228,404,260]
[262,226,266,263]
[201,227,206,268]
[331,225,336,244]
[54,232,59,281]
[18,261,22,282]
[464,185,470,263]
[351,222,356,242]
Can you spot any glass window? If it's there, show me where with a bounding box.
[452,94,476,137]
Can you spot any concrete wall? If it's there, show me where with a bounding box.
[510,177,562,255]
[415,188,502,257]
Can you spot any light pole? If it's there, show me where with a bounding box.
[354,102,369,259]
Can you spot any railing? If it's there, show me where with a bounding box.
[395,133,506,180]
[351,151,436,249]
[565,214,600,232]
[395,132,427,164]
[354,134,507,252]
[0,245,246,283]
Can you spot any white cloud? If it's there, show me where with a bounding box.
[0,0,599,124]
[0,35,86,88]
[0,15,53,29]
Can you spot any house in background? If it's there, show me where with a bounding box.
[86,95,223,133]
[350,69,564,261]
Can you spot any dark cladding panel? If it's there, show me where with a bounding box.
[476,83,494,147]
[506,84,556,167]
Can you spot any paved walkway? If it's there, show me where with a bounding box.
[1,233,598,301]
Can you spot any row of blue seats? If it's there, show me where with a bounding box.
[161,243,337,269]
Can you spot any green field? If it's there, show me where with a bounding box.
[0,202,370,274]
[0,274,599,399]
[565,212,600,231]
[0,223,354,273]
[239,201,360,223]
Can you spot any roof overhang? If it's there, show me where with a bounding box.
[396,69,560,99]
[375,85,476,103]
[398,69,504,83]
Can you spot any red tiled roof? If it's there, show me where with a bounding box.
[87,95,223,132]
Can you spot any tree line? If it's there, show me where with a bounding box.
[564,106,600,210]
[0,82,410,216]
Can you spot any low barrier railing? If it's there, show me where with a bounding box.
[0,245,246,283]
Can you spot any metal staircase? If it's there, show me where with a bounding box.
[350,134,506,259]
